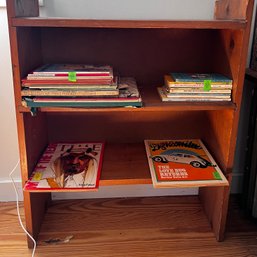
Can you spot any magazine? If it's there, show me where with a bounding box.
[24,142,104,191]
[144,139,228,188]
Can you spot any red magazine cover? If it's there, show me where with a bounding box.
[24,142,104,191]
[144,139,228,188]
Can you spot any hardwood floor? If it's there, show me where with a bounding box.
[0,195,257,257]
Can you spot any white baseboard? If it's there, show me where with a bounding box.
[0,172,244,202]
[0,179,23,202]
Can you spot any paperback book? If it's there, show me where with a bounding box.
[157,87,231,102]
[165,75,232,89]
[24,142,104,191]
[170,73,232,83]
[144,139,228,188]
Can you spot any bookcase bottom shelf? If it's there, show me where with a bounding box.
[34,195,228,251]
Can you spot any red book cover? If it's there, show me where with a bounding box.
[24,142,104,191]
[22,78,113,86]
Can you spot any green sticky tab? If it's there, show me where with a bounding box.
[203,80,211,91]
[33,172,42,181]
[68,71,77,82]
[213,171,222,180]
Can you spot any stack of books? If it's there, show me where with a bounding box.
[158,72,232,102]
[21,64,142,108]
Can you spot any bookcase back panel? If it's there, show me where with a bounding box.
[40,28,230,85]
[44,110,232,171]
[46,111,206,143]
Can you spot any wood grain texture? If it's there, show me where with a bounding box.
[11,18,247,29]
[6,0,255,247]
[215,0,249,20]
[46,111,207,143]
[0,196,257,256]
[14,0,39,17]
[199,184,231,241]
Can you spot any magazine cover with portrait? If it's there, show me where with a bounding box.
[24,142,104,191]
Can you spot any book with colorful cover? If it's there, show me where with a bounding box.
[165,75,232,89]
[170,73,232,83]
[21,88,119,97]
[21,77,117,89]
[24,142,104,191]
[163,84,231,94]
[31,64,113,75]
[144,139,229,188]
[157,87,231,102]
[22,97,143,108]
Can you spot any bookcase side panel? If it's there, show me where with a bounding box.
[215,0,250,20]
[202,110,234,173]
[23,191,51,248]
[6,0,39,18]
[24,112,49,178]
[199,184,230,241]
[17,27,43,80]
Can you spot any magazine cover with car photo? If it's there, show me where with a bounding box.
[24,142,104,191]
[144,139,228,188]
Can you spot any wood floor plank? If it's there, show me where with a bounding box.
[0,196,257,257]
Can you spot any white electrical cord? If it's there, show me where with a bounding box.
[9,159,37,257]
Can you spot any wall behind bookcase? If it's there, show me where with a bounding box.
[0,0,256,201]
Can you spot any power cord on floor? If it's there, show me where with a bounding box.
[9,159,37,257]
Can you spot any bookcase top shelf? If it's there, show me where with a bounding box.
[11,18,247,29]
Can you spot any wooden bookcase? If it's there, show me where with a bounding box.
[6,0,254,248]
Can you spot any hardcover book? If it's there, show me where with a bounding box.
[22,97,143,108]
[21,88,119,97]
[24,142,104,191]
[170,73,232,83]
[31,64,113,75]
[144,139,228,188]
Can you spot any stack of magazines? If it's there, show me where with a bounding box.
[21,64,142,108]
[158,72,232,102]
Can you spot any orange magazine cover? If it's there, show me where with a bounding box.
[144,139,228,188]
[24,142,104,191]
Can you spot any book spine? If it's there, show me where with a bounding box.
[26,76,113,80]
[21,90,119,97]
[28,72,110,77]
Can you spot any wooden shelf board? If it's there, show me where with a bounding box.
[24,142,228,193]
[18,102,236,113]
[11,18,247,29]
